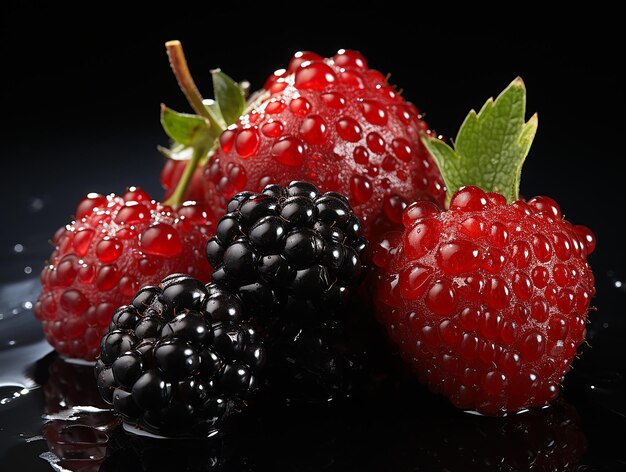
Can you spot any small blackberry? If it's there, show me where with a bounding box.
[95,274,265,437]
[206,181,368,312]
[206,182,371,402]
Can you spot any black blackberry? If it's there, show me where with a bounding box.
[206,181,368,313]
[95,274,265,437]
[206,182,371,402]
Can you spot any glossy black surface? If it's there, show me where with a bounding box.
[1,10,625,471]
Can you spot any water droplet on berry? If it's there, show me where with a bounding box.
[261,120,284,138]
[96,264,122,291]
[140,223,183,257]
[392,138,412,162]
[271,136,305,166]
[449,187,488,212]
[295,61,336,90]
[77,264,95,284]
[485,277,510,309]
[321,92,345,108]
[460,216,486,237]
[460,334,479,360]
[381,156,396,172]
[521,332,545,361]
[350,175,373,204]
[552,232,572,261]
[76,193,107,219]
[336,117,362,142]
[489,222,509,247]
[338,70,365,89]
[366,132,385,154]
[478,310,501,339]
[114,202,150,224]
[289,96,312,116]
[532,234,552,262]
[333,49,367,69]
[425,279,457,315]
[403,201,440,227]
[483,371,507,395]
[531,298,549,322]
[511,241,531,268]
[361,100,387,126]
[56,255,78,286]
[96,237,123,262]
[398,264,432,299]
[499,321,518,344]
[299,115,327,144]
[124,187,151,202]
[382,195,406,225]
[531,266,550,288]
[219,130,236,153]
[528,196,561,219]
[557,288,575,312]
[512,272,533,300]
[235,129,260,158]
[265,99,286,115]
[574,225,596,255]
[437,240,481,275]
[404,219,440,259]
[288,51,323,72]
[60,289,89,316]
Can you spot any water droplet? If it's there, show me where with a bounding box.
[294,61,336,90]
[140,224,183,257]
[271,136,305,166]
[299,115,327,144]
[350,175,373,204]
[336,117,362,142]
[289,97,312,116]
[235,129,260,158]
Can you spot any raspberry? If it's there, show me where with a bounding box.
[95,275,265,437]
[203,49,445,240]
[160,159,210,202]
[374,187,595,414]
[206,182,371,401]
[375,79,596,415]
[34,188,213,361]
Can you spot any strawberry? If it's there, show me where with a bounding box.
[202,49,445,239]
[372,79,596,415]
[34,188,214,361]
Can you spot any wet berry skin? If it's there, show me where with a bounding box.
[207,181,368,310]
[207,182,370,402]
[204,49,445,241]
[96,275,265,437]
[373,186,596,415]
[34,188,214,361]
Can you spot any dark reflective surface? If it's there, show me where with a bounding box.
[0,241,624,471]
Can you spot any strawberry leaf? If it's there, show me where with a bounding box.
[422,77,538,205]
[160,105,215,146]
[203,98,226,129]
[212,69,246,125]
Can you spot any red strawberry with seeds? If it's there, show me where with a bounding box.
[203,49,445,239]
[373,79,595,414]
[34,188,214,360]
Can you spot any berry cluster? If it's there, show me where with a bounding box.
[96,275,264,437]
[207,181,368,310]
[31,42,597,439]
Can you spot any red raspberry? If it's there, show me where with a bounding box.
[373,78,596,415]
[374,189,595,414]
[34,187,213,361]
[204,49,445,239]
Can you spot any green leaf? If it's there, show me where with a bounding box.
[203,98,226,129]
[422,77,538,205]
[160,104,215,146]
[212,69,246,125]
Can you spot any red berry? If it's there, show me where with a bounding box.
[203,50,445,240]
[34,188,214,361]
[373,186,595,414]
[160,159,209,202]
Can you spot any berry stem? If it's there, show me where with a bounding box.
[165,40,213,121]
[163,142,209,208]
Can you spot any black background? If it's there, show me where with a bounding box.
[2,9,624,278]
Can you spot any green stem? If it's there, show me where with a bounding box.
[166,40,212,121]
[163,142,209,208]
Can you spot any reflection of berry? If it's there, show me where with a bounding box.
[204,49,445,240]
[96,275,265,437]
[42,357,119,472]
[206,181,368,310]
[374,189,596,414]
[34,188,213,361]
[100,425,253,472]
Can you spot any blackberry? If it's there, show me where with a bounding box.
[207,182,371,402]
[95,274,265,437]
[206,181,368,312]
